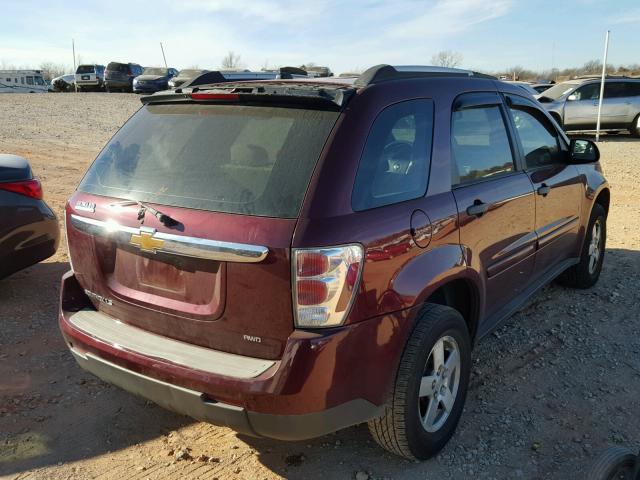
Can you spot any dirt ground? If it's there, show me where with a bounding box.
[1,93,639,480]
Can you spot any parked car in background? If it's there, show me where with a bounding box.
[505,80,541,98]
[0,154,59,279]
[50,74,75,92]
[538,77,640,136]
[532,83,553,94]
[0,70,48,93]
[169,69,209,89]
[60,64,609,461]
[75,64,105,91]
[105,62,144,92]
[132,67,178,93]
[175,68,308,91]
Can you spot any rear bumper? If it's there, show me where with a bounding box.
[59,272,417,439]
[69,347,379,440]
[0,201,59,279]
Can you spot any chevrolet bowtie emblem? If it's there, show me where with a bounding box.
[130,227,164,253]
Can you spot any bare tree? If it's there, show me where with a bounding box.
[430,50,463,68]
[40,62,69,81]
[221,51,242,70]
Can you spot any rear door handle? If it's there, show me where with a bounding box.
[537,184,551,197]
[466,200,489,217]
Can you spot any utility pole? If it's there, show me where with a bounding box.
[595,30,610,142]
[72,38,78,93]
[160,42,168,68]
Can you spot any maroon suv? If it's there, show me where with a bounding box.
[59,65,609,459]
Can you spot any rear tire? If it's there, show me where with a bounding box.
[586,447,637,480]
[631,114,640,138]
[368,304,471,460]
[557,203,606,289]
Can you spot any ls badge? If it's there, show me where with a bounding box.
[75,200,96,213]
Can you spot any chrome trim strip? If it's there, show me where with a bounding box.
[68,309,275,379]
[70,214,269,263]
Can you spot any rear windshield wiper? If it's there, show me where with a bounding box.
[109,200,179,228]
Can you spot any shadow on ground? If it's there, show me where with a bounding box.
[1,247,639,480]
[0,261,193,476]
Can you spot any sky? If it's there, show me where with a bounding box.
[1,0,639,75]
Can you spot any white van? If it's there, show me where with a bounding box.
[0,70,48,93]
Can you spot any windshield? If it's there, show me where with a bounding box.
[79,104,339,218]
[538,82,578,101]
[143,68,168,76]
[76,65,95,74]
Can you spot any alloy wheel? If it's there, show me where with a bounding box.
[588,219,602,275]
[419,335,461,433]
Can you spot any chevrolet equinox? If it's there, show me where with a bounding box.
[59,64,610,459]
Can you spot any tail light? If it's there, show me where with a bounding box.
[293,245,363,328]
[0,178,43,200]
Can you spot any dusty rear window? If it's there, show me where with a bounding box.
[76,65,95,74]
[79,104,338,218]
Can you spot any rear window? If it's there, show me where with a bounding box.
[107,63,129,73]
[143,68,168,76]
[79,104,339,218]
[76,65,95,74]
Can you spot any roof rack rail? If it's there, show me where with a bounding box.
[575,74,634,80]
[355,64,496,87]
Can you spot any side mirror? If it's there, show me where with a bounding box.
[567,94,578,101]
[569,139,599,163]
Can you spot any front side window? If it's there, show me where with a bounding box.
[451,106,514,184]
[573,83,600,101]
[508,107,563,168]
[352,99,434,211]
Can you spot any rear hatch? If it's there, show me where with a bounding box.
[66,100,339,360]
[105,63,130,83]
[76,65,97,84]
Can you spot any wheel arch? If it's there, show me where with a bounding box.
[422,277,481,343]
[594,187,610,216]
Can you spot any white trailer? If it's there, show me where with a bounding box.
[0,70,48,93]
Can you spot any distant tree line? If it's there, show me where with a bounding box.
[493,60,640,82]
[3,52,639,83]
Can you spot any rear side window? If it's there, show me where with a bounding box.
[604,82,628,98]
[451,106,514,184]
[352,100,434,211]
[622,82,640,97]
[79,104,338,218]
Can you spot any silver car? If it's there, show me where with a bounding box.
[538,77,640,136]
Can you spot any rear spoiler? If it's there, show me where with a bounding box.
[141,83,354,109]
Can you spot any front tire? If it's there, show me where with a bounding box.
[368,304,471,460]
[631,114,640,138]
[558,203,606,289]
